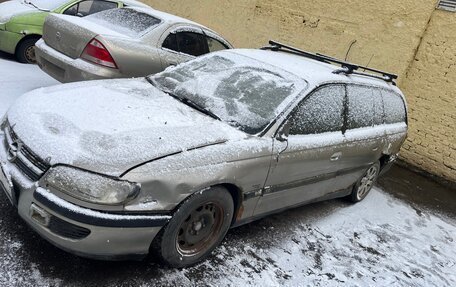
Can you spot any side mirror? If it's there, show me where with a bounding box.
[76,12,84,17]
[276,121,290,142]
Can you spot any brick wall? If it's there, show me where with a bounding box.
[400,10,456,181]
[143,0,455,182]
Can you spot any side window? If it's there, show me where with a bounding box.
[207,37,228,53]
[372,89,385,126]
[175,32,208,57]
[63,2,79,15]
[162,33,178,52]
[347,85,375,129]
[289,85,345,135]
[64,1,117,17]
[382,90,407,124]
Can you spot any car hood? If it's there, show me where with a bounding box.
[0,1,36,23]
[7,79,247,177]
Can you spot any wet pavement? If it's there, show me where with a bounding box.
[0,164,454,286]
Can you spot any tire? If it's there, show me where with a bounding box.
[153,186,234,268]
[16,37,40,64]
[350,161,380,203]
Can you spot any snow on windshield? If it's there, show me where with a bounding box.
[151,52,308,134]
[27,0,68,10]
[86,8,161,38]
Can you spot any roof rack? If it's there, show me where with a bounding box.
[261,40,398,84]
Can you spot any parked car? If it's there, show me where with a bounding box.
[0,0,150,64]
[35,7,234,83]
[0,42,407,268]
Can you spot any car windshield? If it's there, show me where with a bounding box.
[25,0,68,10]
[86,8,161,38]
[149,52,307,134]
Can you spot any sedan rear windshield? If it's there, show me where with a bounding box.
[149,52,308,134]
[86,8,161,38]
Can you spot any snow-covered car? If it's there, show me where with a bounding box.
[0,42,407,267]
[0,0,150,64]
[35,7,233,83]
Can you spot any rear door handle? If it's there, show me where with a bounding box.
[372,147,379,152]
[330,152,342,161]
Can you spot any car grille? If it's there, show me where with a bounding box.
[4,123,50,181]
[48,215,91,240]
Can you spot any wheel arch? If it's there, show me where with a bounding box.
[15,34,42,54]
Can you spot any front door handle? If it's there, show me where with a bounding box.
[330,152,342,162]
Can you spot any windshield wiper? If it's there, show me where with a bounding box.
[146,77,221,121]
[23,1,50,12]
[172,93,221,121]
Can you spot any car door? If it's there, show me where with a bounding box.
[253,84,347,216]
[159,29,209,69]
[63,0,119,17]
[336,85,387,186]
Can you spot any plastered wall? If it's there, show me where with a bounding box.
[144,0,455,181]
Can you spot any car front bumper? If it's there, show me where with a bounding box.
[0,132,170,260]
[35,39,123,83]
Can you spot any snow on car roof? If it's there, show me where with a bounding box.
[130,6,209,29]
[230,49,402,93]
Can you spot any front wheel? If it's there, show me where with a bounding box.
[350,162,380,203]
[153,186,234,268]
[16,37,40,64]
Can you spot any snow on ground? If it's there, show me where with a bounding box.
[0,187,454,287]
[156,188,456,287]
[0,54,455,286]
[0,57,58,116]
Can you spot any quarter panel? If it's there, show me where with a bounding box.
[104,37,164,77]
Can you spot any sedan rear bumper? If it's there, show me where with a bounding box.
[35,39,122,83]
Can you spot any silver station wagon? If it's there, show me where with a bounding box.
[0,42,408,267]
[35,7,233,83]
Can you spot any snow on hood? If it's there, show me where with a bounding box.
[0,1,35,23]
[7,79,246,176]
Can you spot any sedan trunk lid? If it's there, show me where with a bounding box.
[43,14,127,59]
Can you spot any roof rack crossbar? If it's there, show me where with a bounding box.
[262,40,398,83]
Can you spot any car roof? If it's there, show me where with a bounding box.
[229,49,402,93]
[130,6,208,29]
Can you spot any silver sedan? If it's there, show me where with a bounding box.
[35,7,233,82]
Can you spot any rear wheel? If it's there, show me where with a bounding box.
[16,37,40,64]
[154,186,234,268]
[350,162,380,202]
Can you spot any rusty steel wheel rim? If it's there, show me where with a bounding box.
[25,45,36,63]
[176,201,224,257]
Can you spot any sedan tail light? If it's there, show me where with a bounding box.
[81,38,118,69]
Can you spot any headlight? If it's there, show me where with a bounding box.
[43,166,140,205]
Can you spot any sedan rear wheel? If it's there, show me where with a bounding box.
[153,186,234,268]
[350,162,380,202]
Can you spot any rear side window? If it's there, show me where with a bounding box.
[162,32,209,56]
[289,85,345,135]
[347,85,375,129]
[86,9,161,37]
[207,37,228,53]
[382,90,407,124]
[176,32,208,56]
[162,33,178,51]
[64,0,118,17]
[346,85,385,129]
